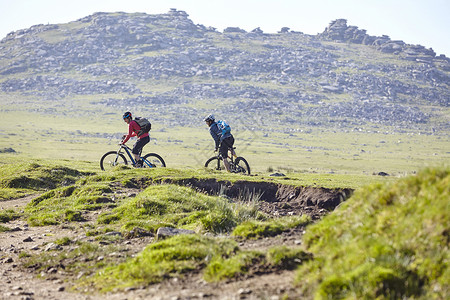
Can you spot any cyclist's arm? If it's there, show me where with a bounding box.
[122,122,138,144]
[209,124,221,150]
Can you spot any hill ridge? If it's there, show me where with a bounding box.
[0,9,449,133]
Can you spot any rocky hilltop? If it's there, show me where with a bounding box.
[0,9,448,132]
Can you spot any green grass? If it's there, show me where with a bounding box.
[204,250,265,282]
[97,184,264,234]
[0,160,92,200]
[1,156,448,297]
[267,245,313,270]
[1,93,448,177]
[0,157,382,230]
[296,167,449,299]
[1,157,446,298]
[232,215,311,239]
[0,209,21,223]
[25,182,115,226]
[83,234,312,291]
[204,245,312,282]
[85,234,239,291]
[0,224,13,232]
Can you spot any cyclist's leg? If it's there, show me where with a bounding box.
[220,136,234,172]
[133,136,150,166]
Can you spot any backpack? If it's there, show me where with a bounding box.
[134,117,151,137]
[217,120,231,136]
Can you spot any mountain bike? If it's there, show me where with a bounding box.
[205,147,250,175]
[100,143,166,171]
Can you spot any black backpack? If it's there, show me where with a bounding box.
[134,117,151,136]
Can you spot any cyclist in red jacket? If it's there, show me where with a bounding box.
[121,111,149,167]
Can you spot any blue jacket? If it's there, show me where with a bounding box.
[209,121,232,150]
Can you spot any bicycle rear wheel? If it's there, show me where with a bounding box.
[234,157,251,175]
[100,151,127,171]
[142,153,166,168]
[205,157,222,171]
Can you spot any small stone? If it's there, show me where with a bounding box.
[270,172,286,177]
[104,231,121,236]
[238,288,252,295]
[44,243,62,251]
[2,257,13,263]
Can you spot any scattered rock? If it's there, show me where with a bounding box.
[104,231,122,237]
[156,227,195,239]
[270,172,286,177]
[44,242,62,251]
[2,257,14,263]
[238,288,252,295]
[0,148,16,153]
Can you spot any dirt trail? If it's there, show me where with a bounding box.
[0,182,351,299]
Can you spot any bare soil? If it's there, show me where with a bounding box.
[0,182,352,300]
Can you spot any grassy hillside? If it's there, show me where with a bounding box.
[296,167,449,299]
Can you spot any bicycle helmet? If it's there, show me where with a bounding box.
[123,111,132,119]
[204,114,215,122]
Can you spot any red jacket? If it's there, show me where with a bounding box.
[123,120,149,144]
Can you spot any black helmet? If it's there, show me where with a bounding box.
[123,111,132,119]
[204,114,215,122]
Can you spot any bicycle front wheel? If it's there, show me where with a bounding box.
[100,151,127,171]
[234,157,251,175]
[142,153,166,168]
[205,157,222,171]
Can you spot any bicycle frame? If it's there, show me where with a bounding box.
[225,148,237,162]
[215,148,238,166]
[119,144,155,168]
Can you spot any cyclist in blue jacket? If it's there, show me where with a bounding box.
[204,114,235,172]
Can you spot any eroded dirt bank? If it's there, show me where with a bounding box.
[148,178,354,220]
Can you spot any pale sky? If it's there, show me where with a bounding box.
[1,0,449,56]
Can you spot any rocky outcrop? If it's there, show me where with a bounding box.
[318,19,441,59]
[0,11,448,132]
